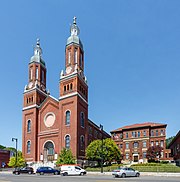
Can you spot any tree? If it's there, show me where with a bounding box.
[166,136,175,148]
[146,145,163,162]
[4,147,16,155]
[56,148,76,166]
[8,151,26,168]
[0,145,5,149]
[86,138,121,166]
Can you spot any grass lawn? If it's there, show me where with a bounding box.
[86,163,180,173]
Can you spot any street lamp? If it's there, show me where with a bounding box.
[100,124,103,173]
[12,138,18,168]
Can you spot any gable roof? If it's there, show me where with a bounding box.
[111,122,167,133]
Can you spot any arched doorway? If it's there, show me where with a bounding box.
[43,141,55,162]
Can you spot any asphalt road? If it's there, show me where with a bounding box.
[0,174,180,182]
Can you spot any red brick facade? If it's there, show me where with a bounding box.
[168,131,180,166]
[0,150,10,168]
[111,122,172,163]
[22,19,110,164]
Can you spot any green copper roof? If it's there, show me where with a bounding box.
[66,17,83,50]
[29,39,46,66]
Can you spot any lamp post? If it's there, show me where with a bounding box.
[12,138,18,168]
[100,124,103,173]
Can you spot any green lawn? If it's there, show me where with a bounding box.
[132,164,180,173]
[86,164,180,173]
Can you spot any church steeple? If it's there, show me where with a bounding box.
[59,17,88,101]
[64,17,84,75]
[25,39,47,92]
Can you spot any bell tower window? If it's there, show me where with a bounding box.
[36,67,38,79]
[30,69,33,80]
[68,51,71,64]
[74,49,77,63]
[42,70,44,83]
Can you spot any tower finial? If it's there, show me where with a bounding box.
[37,38,40,45]
[73,16,77,24]
[70,17,79,36]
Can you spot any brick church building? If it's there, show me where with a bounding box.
[22,17,110,165]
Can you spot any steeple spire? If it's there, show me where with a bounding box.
[30,38,45,66]
[70,17,80,36]
[34,38,42,56]
[73,16,77,24]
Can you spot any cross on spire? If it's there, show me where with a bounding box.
[73,16,77,24]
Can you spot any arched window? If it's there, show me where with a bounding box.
[68,51,71,64]
[70,83,73,90]
[80,135,84,148]
[30,69,33,80]
[27,120,31,132]
[74,49,77,63]
[80,112,85,127]
[64,85,66,92]
[36,67,38,79]
[65,110,70,125]
[44,141,54,155]
[27,141,31,154]
[42,70,44,83]
[65,135,70,149]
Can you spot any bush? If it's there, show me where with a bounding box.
[160,161,169,164]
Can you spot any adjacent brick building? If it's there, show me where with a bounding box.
[0,150,10,168]
[22,18,110,165]
[111,122,172,163]
[168,130,180,166]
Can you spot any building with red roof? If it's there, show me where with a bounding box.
[111,122,172,163]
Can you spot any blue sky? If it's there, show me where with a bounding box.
[0,0,180,150]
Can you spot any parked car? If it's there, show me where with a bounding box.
[60,165,86,176]
[13,167,34,175]
[36,166,60,175]
[112,167,140,178]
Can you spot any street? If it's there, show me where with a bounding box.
[0,173,180,182]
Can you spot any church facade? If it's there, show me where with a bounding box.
[22,18,110,164]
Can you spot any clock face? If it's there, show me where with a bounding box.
[28,82,33,89]
[66,66,72,74]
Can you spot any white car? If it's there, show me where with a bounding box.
[60,165,86,176]
[112,167,140,178]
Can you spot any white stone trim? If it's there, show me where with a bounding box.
[64,134,71,140]
[43,140,55,150]
[22,104,39,111]
[38,129,59,136]
[60,72,88,86]
[59,92,88,104]
[49,95,59,102]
